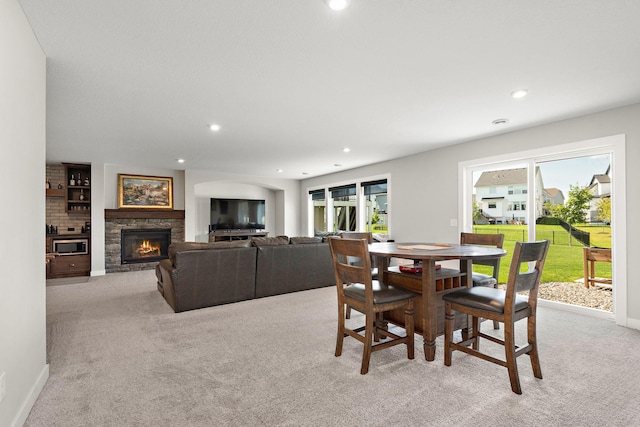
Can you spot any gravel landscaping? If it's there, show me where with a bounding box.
[539,281,612,312]
[499,282,613,312]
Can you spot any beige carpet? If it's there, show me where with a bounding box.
[25,270,640,426]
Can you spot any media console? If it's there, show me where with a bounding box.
[209,230,269,242]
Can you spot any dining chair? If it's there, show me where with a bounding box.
[443,240,550,394]
[328,237,418,374]
[460,232,505,329]
[340,232,377,319]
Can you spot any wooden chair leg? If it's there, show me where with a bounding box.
[527,315,543,379]
[444,303,453,366]
[471,316,480,351]
[504,322,522,394]
[492,284,500,329]
[336,305,345,357]
[361,313,374,375]
[405,303,415,360]
[346,305,351,319]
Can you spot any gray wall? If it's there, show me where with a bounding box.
[0,1,48,426]
[301,103,639,324]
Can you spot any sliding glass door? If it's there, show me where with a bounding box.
[460,135,625,323]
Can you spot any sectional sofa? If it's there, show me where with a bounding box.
[155,236,335,312]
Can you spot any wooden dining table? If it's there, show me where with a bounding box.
[368,242,507,361]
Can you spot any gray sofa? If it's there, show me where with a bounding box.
[253,236,335,298]
[155,236,334,313]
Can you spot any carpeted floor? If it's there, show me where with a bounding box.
[25,270,640,426]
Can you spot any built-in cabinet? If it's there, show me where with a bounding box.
[45,163,91,279]
[64,163,91,213]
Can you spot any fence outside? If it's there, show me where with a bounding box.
[472,227,589,247]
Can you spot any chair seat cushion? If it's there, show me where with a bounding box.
[344,281,417,305]
[472,272,497,287]
[442,286,529,314]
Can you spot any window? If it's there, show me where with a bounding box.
[362,179,388,233]
[308,176,390,236]
[488,202,496,209]
[309,189,326,233]
[330,185,356,232]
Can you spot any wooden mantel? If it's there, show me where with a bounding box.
[104,209,185,219]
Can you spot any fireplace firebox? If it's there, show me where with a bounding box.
[121,229,171,264]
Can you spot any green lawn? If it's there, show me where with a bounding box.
[472,224,611,283]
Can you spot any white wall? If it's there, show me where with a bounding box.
[0,1,48,426]
[300,103,640,325]
[184,169,300,242]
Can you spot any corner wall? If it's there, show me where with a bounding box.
[0,1,49,426]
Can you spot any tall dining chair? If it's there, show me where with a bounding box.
[443,240,550,394]
[340,232,377,319]
[460,232,505,329]
[328,237,418,374]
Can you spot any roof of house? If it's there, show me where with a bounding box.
[475,168,527,187]
[544,188,564,198]
[589,174,611,185]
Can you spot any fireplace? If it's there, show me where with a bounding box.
[121,228,171,264]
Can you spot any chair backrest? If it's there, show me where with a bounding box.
[340,232,375,267]
[460,232,504,272]
[328,237,373,300]
[340,231,373,243]
[504,240,550,311]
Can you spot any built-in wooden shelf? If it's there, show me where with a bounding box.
[104,209,185,219]
[46,188,66,197]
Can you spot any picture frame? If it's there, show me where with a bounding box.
[117,174,173,209]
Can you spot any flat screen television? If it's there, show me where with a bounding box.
[210,198,266,231]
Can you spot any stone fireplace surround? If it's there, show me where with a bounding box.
[105,209,185,273]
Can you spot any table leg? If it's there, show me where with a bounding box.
[460,259,473,340]
[423,259,437,361]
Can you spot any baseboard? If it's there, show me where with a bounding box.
[91,269,106,277]
[626,317,640,330]
[10,364,49,427]
[538,299,614,320]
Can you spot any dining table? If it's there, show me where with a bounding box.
[368,241,507,361]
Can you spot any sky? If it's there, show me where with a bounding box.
[536,154,610,199]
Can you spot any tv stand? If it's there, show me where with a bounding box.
[209,230,268,242]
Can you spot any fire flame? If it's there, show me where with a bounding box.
[137,240,161,257]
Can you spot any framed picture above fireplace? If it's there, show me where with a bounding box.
[118,174,173,209]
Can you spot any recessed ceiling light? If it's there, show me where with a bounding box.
[511,89,528,99]
[276,169,283,173]
[334,164,342,167]
[325,0,349,11]
[177,158,185,163]
[302,172,309,175]
[492,118,510,125]
[209,124,221,132]
[342,147,351,153]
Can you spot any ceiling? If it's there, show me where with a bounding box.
[18,0,640,179]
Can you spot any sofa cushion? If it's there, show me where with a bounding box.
[290,236,322,244]
[168,240,251,263]
[251,236,290,246]
[314,231,340,241]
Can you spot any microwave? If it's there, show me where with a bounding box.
[52,238,89,256]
